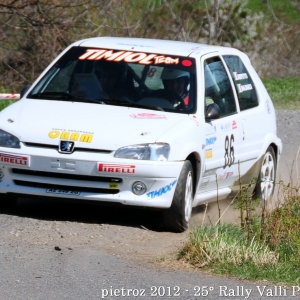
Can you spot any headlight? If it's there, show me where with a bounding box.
[114,143,170,161]
[0,129,20,148]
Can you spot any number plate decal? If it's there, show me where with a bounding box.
[46,189,80,196]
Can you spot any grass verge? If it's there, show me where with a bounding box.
[178,179,300,286]
[262,77,300,110]
[0,100,18,111]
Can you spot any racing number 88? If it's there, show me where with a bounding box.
[224,134,235,168]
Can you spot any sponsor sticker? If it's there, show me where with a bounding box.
[205,149,213,159]
[109,183,119,189]
[220,122,231,132]
[98,163,135,174]
[217,172,234,180]
[0,152,30,167]
[232,120,237,129]
[130,113,166,119]
[79,49,179,65]
[147,180,177,199]
[237,83,253,93]
[46,189,80,196]
[233,72,248,81]
[206,124,216,135]
[206,137,217,146]
[48,129,93,143]
[190,115,199,126]
[265,99,271,114]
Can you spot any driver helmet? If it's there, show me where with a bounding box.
[161,68,190,95]
[161,68,190,80]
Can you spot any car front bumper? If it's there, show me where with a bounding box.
[0,147,183,209]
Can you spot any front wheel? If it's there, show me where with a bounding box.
[253,146,276,207]
[161,160,194,232]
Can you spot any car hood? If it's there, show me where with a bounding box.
[0,100,187,150]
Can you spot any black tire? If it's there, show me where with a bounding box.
[253,146,276,207]
[161,160,194,232]
[0,195,18,209]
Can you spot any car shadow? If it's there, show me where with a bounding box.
[0,196,168,232]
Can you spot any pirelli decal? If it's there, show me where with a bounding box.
[98,163,135,174]
[79,49,179,65]
[0,152,30,167]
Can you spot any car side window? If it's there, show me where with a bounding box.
[204,57,237,118]
[223,55,258,111]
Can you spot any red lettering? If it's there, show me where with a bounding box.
[98,163,136,173]
[139,54,157,65]
[78,49,99,60]
[95,50,124,61]
[88,49,106,60]
[124,53,147,62]
[114,51,133,61]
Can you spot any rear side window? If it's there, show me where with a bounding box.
[223,55,258,111]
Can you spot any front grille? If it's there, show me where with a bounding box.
[23,142,113,154]
[14,180,119,194]
[12,168,122,183]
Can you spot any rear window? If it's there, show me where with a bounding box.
[223,55,258,111]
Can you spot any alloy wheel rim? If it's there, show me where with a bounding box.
[184,171,193,222]
[260,152,275,202]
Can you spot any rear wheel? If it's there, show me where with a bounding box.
[254,146,276,207]
[162,160,194,232]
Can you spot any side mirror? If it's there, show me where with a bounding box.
[20,85,31,98]
[205,103,220,121]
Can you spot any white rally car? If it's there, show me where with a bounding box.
[0,37,282,232]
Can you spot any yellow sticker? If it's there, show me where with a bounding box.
[109,183,119,189]
[205,150,213,159]
[48,130,93,143]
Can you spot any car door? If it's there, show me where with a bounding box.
[222,55,265,166]
[198,54,244,196]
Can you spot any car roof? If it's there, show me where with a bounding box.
[74,36,243,58]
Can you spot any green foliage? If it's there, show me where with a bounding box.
[262,77,300,109]
[0,100,17,111]
[246,0,300,23]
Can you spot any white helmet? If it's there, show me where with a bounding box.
[161,68,190,80]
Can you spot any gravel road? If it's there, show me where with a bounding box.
[0,110,299,300]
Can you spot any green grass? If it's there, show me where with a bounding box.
[262,77,300,109]
[246,0,300,23]
[0,100,17,111]
[179,181,300,286]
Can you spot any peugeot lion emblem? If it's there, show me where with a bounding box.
[59,140,75,154]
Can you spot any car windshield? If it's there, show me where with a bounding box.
[27,47,196,114]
